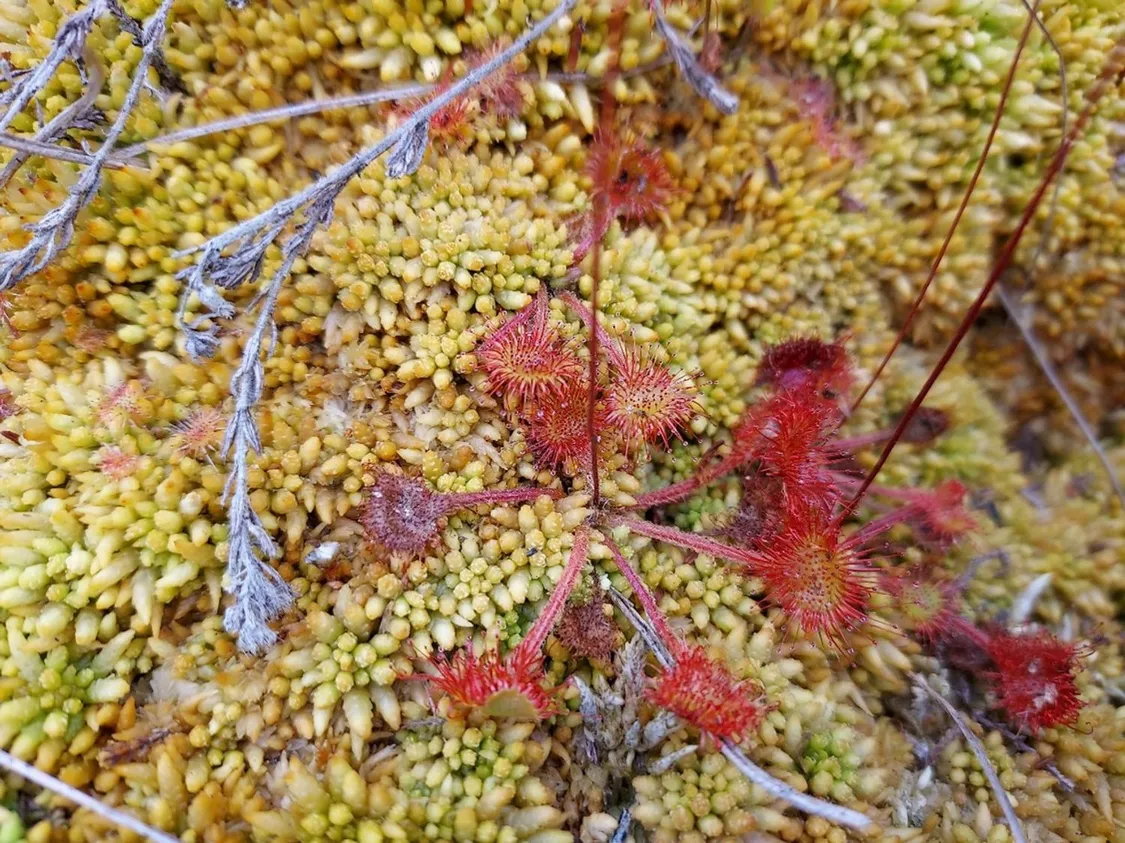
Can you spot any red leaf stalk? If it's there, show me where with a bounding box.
[611,514,769,570]
[516,525,591,657]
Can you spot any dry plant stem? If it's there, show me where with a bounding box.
[114,83,432,159]
[0,749,180,843]
[606,576,875,831]
[0,0,173,295]
[995,283,1125,508]
[0,62,106,187]
[104,0,181,93]
[913,677,1028,843]
[849,3,1038,414]
[0,131,121,171]
[177,0,578,651]
[0,0,109,133]
[843,40,1125,518]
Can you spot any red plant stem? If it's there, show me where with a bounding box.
[849,5,1038,415]
[606,538,679,648]
[831,471,919,502]
[832,430,890,451]
[843,41,1125,519]
[611,514,768,569]
[588,218,603,508]
[631,449,745,508]
[846,507,915,546]
[559,290,625,367]
[446,486,561,510]
[586,1,627,509]
[516,525,590,657]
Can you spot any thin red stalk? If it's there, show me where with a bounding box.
[585,1,627,509]
[832,430,889,451]
[631,449,745,508]
[446,486,560,510]
[606,538,679,646]
[844,41,1125,518]
[849,5,1039,414]
[517,525,590,656]
[588,219,603,508]
[611,514,768,569]
[846,507,914,546]
[559,290,625,366]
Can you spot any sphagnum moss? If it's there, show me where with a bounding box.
[1,0,1125,841]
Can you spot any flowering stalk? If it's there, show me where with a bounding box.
[843,39,1125,518]
[848,3,1039,414]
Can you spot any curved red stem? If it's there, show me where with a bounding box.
[849,5,1038,414]
[843,41,1125,518]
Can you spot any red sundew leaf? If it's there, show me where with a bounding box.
[94,445,139,480]
[170,407,227,459]
[476,291,584,404]
[648,644,769,742]
[881,568,969,649]
[755,505,878,650]
[985,629,1088,732]
[755,336,853,399]
[713,471,786,550]
[602,350,698,451]
[95,381,145,429]
[522,378,605,471]
[556,587,618,662]
[360,473,553,559]
[750,392,844,516]
[425,646,560,721]
[421,527,590,720]
[904,480,977,550]
[468,42,526,119]
[360,473,450,557]
[586,129,678,224]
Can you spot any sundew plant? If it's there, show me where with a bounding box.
[0,0,1124,841]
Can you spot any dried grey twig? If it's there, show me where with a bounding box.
[995,283,1125,509]
[0,0,174,295]
[0,62,106,188]
[114,82,432,160]
[0,0,109,135]
[104,0,183,93]
[0,748,180,843]
[603,582,875,831]
[650,0,738,115]
[913,676,1028,843]
[177,0,579,653]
